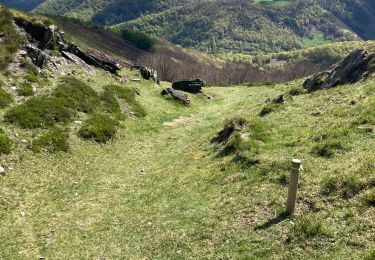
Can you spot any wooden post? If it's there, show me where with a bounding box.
[285,159,302,214]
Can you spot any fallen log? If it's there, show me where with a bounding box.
[161,88,190,105]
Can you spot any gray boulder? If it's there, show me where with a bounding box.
[304,49,375,92]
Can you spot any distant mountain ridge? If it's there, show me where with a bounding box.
[1,0,375,53]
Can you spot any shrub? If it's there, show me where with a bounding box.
[17,82,34,96]
[54,77,99,113]
[4,96,73,129]
[292,215,331,238]
[120,28,159,51]
[0,128,11,155]
[78,114,119,143]
[31,127,69,153]
[0,86,13,108]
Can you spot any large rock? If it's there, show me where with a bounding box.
[172,79,205,94]
[25,44,49,68]
[304,49,375,92]
[131,65,160,84]
[14,17,64,50]
[64,44,121,74]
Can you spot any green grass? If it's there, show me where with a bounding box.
[17,82,34,96]
[0,128,11,154]
[0,84,13,108]
[0,65,374,259]
[78,114,120,143]
[31,127,69,153]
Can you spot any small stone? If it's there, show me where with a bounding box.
[74,121,82,125]
[0,166,5,174]
[20,211,26,217]
[11,86,17,91]
[21,139,27,144]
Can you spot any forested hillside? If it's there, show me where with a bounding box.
[2,0,375,53]
[0,0,44,11]
[112,0,357,53]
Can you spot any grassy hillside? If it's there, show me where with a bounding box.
[0,5,375,259]
[1,57,374,259]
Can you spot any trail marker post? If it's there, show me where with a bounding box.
[285,159,302,214]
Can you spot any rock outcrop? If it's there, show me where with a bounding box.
[131,65,160,84]
[25,44,49,68]
[172,79,205,94]
[14,16,121,74]
[161,88,190,105]
[304,49,375,92]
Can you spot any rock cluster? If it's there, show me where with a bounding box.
[131,65,160,84]
[14,17,121,74]
[304,49,375,92]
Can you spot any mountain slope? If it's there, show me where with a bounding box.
[0,0,44,11]
[0,6,374,259]
[112,0,357,53]
[5,0,375,53]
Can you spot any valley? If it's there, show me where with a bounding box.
[0,2,374,259]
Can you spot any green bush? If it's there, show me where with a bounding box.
[4,96,73,129]
[31,127,69,153]
[120,28,159,51]
[17,82,34,96]
[78,114,120,143]
[54,77,99,113]
[0,128,11,155]
[0,86,13,108]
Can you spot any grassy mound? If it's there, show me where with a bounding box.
[4,96,72,129]
[31,127,69,153]
[78,114,120,143]
[54,77,99,113]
